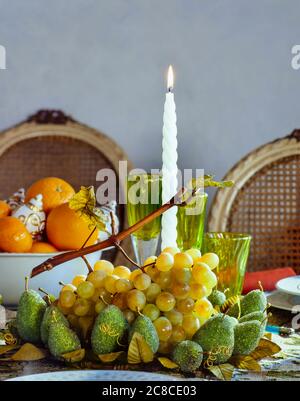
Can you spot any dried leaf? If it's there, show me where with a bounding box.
[250,338,281,360]
[264,332,272,341]
[11,343,47,361]
[62,348,85,363]
[0,344,19,356]
[207,363,234,381]
[98,351,124,363]
[69,186,107,231]
[230,355,261,372]
[128,332,154,364]
[157,357,179,369]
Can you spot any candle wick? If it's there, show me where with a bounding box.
[168,87,173,93]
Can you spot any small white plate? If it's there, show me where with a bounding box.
[267,290,300,312]
[276,276,300,296]
[7,370,181,381]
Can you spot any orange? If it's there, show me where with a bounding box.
[25,177,75,214]
[30,241,58,253]
[0,200,11,218]
[46,203,99,250]
[0,216,33,253]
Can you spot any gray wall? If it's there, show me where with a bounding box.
[1,0,300,202]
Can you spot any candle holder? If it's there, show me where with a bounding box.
[126,173,162,265]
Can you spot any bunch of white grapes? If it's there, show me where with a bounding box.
[57,247,219,354]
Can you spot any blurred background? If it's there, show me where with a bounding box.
[0,0,300,186]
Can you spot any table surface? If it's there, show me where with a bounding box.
[0,308,299,381]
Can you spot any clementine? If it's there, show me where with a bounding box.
[0,216,32,253]
[30,241,58,253]
[25,177,75,214]
[46,203,99,250]
[0,200,11,218]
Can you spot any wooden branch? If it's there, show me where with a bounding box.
[30,186,193,278]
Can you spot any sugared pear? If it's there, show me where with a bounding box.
[172,340,203,373]
[16,278,47,343]
[129,315,159,353]
[208,290,226,307]
[233,320,261,355]
[193,314,235,364]
[48,319,81,359]
[228,290,267,318]
[40,305,69,345]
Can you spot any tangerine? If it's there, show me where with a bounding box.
[0,200,11,218]
[46,203,99,250]
[25,177,75,214]
[30,241,58,253]
[0,217,32,253]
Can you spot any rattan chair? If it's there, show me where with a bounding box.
[0,109,134,265]
[208,130,300,273]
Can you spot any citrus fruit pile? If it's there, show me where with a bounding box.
[0,177,98,253]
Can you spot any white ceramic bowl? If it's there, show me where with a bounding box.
[0,251,102,306]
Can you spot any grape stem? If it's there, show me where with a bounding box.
[30,186,199,278]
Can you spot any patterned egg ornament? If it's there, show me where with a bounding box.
[11,194,46,240]
[7,188,25,210]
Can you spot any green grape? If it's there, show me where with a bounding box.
[145,283,161,303]
[127,289,146,312]
[115,278,133,293]
[173,252,193,269]
[133,273,151,291]
[112,292,128,310]
[156,292,176,312]
[153,317,172,341]
[77,281,95,299]
[164,309,183,326]
[93,287,112,304]
[171,282,190,300]
[123,309,136,324]
[194,298,213,319]
[192,262,217,288]
[78,316,94,338]
[162,246,180,256]
[156,271,172,290]
[130,269,143,281]
[57,301,72,316]
[87,270,107,288]
[104,274,119,293]
[94,260,114,275]
[95,299,106,314]
[182,313,200,337]
[59,290,76,308]
[158,341,173,354]
[185,248,201,262]
[72,275,86,287]
[143,304,160,321]
[189,283,209,300]
[73,298,91,317]
[169,325,186,344]
[198,253,219,270]
[144,265,160,281]
[173,267,192,284]
[156,252,174,272]
[113,265,131,279]
[143,255,157,266]
[176,297,195,314]
[60,283,77,293]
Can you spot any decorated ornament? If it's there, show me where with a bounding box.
[7,188,25,210]
[12,194,46,240]
[97,200,119,241]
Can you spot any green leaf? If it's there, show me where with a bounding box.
[250,338,281,360]
[230,355,261,372]
[207,363,234,381]
[69,186,107,231]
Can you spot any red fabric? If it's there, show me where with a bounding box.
[242,267,296,294]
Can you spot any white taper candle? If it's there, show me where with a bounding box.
[161,65,178,250]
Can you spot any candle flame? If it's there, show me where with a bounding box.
[167,65,174,90]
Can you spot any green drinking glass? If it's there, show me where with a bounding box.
[177,192,208,251]
[126,173,162,264]
[202,232,251,297]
